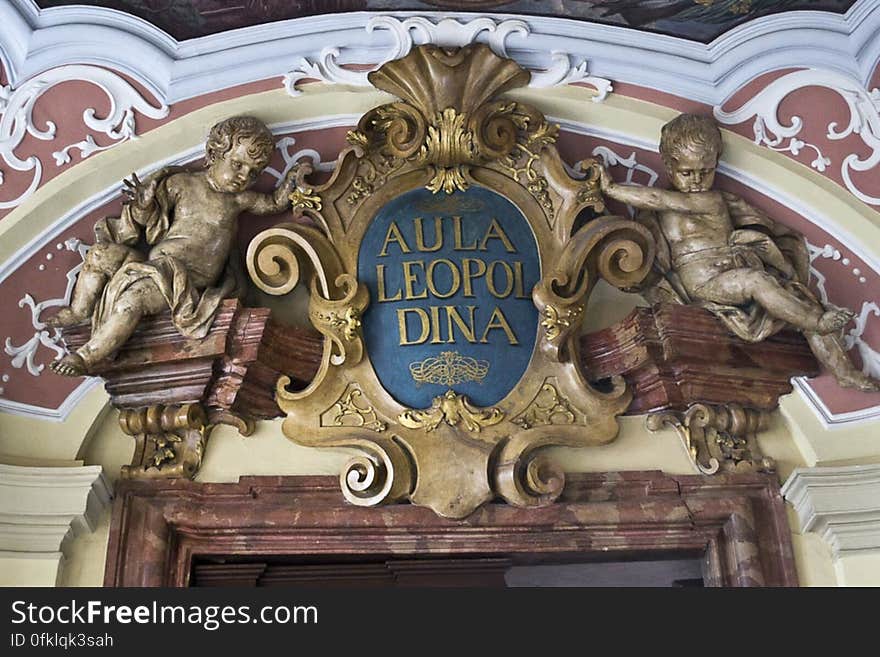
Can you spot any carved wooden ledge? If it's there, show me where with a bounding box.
[580,303,819,475]
[62,299,322,480]
[104,471,797,587]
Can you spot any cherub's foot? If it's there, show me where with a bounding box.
[45,307,86,328]
[834,370,880,393]
[49,353,88,377]
[816,307,855,334]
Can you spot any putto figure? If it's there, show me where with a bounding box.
[598,113,878,392]
[49,116,302,376]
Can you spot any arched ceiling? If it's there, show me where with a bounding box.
[33,0,858,43]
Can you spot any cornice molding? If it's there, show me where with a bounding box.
[783,464,880,557]
[1,1,878,105]
[0,463,111,554]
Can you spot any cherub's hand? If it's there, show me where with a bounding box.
[122,172,161,209]
[280,161,313,193]
[596,164,613,191]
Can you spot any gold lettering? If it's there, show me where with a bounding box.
[430,305,443,344]
[402,261,428,300]
[398,308,430,345]
[426,258,461,299]
[486,261,514,298]
[453,216,477,251]
[376,264,402,302]
[461,258,487,297]
[478,219,516,253]
[513,261,528,299]
[379,221,411,256]
[414,217,443,252]
[480,307,519,345]
[445,305,477,343]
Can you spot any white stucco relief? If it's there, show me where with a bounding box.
[714,68,880,207]
[284,16,612,100]
[0,64,169,209]
[3,238,88,376]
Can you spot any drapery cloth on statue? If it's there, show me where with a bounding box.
[635,190,816,343]
[91,167,241,340]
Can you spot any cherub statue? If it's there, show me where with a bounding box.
[48,115,302,376]
[597,112,879,392]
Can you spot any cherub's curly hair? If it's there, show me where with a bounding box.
[205,116,275,168]
[659,114,723,164]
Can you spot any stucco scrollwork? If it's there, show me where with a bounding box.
[0,64,169,209]
[714,68,880,206]
[284,16,611,99]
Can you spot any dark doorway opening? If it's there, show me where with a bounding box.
[190,554,704,587]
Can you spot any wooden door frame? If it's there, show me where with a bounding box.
[104,470,798,587]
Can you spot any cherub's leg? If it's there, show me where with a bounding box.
[696,269,852,334]
[46,244,143,328]
[50,278,166,376]
[806,332,880,392]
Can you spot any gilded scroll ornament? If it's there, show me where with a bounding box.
[118,403,209,480]
[421,108,476,193]
[541,304,584,342]
[322,385,386,433]
[513,381,577,429]
[500,119,559,216]
[310,306,362,342]
[409,351,490,386]
[307,274,369,367]
[399,390,504,433]
[646,403,774,475]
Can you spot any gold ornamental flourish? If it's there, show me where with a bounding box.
[399,390,504,433]
[323,385,386,433]
[421,108,477,194]
[541,304,584,341]
[513,382,577,429]
[409,351,490,386]
[289,186,323,211]
[309,306,362,342]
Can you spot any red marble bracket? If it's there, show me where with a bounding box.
[580,304,819,414]
[104,471,798,587]
[63,298,322,425]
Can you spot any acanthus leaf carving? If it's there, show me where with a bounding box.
[398,390,504,433]
[646,403,775,475]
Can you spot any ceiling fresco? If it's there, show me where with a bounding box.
[35,1,858,42]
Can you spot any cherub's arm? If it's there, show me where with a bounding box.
[238,163,310,216]
[598,166,720,213]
